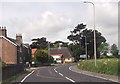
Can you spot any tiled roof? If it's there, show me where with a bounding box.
[49,47,72,58]
[51,54,63,56]
[32,49,37,55]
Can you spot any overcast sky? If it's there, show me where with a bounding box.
[0,0,119,46]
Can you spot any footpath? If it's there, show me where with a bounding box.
[70,64,119,83]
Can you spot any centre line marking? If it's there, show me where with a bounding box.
[65,77,75,83]
[59,73,63,76]
[54,67,75,83]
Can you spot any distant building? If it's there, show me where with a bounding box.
[31,48,37,58]
[0,26,31,64]
[49,47,74,63]
[51,54,63,63]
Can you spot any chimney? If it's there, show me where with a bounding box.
[16,34,23,42]
[58,43,62,49]
[0,26,7,37]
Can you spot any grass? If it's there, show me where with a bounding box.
[78,58,119,76]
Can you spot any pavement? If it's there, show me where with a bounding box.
[70,64,119,83]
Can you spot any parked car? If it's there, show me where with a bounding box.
[80,54,90,60]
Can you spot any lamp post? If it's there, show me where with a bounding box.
[84,1,97,66]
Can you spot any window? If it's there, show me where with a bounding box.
[20,47,22,52]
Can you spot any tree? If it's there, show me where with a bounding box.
[30,37,48,49]
[110,44,119,57]
[50,41,69,48]
[67,23,106,59]
[35,50,54,63]
[68,43,84,62]
[98,42,109,56]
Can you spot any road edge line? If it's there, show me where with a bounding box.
[20,70,35,82]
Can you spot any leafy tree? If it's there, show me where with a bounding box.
[30,37,48,49]
[98,42,109,56]
[67,23,106,59]
[110,44,119,57]
[35,50,54,63]
[68,43,84,62]
[50,41,68,48]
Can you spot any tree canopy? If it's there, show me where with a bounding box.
[110,44,119,57]
[67,23,106,59]
[30,37,48,49]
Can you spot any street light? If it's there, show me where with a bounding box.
[84,1,97,66]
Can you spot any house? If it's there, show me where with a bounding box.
[0,26,31,64]
[23,44,32,64]
[32,48,37,58]
[49,47,74,63]
[51,54,63,63]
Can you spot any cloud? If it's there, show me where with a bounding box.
[6,11,72,43]
[85,1,118,45]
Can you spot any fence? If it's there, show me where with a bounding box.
[2,64,24,80]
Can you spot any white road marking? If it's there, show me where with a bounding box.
[20,70,35,82]
[54,67,76,83]
[54,67,58,73]
[59,73,63,76]
[69,66,119,83]
[65,77,75,83]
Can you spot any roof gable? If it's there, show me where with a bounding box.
[0,36,17,46]
[7,37,22,46]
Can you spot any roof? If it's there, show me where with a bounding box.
[49,47,72,58]
[0,36,17,46]
[51,54,63,57]
[24,44,31,48]
[7,37,22,46]
[32,49,37,55]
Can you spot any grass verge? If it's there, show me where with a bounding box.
[78,58,119,76]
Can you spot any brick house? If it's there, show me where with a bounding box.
[0,26,31,64]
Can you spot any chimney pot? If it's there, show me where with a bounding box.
[16,34,23,42]
[0,26,7,37]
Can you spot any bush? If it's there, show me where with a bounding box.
[35,50,54,64]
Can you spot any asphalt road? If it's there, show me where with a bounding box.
[15,63,116,83]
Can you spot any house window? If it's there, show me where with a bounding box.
[19,57,22,63]
[20,47,22,52]
[28,49,30,54]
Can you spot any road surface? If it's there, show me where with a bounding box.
[15,63,117,83]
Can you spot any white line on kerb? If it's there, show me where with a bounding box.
[21,70,35,82]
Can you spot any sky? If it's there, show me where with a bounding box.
[0,0,119,46]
